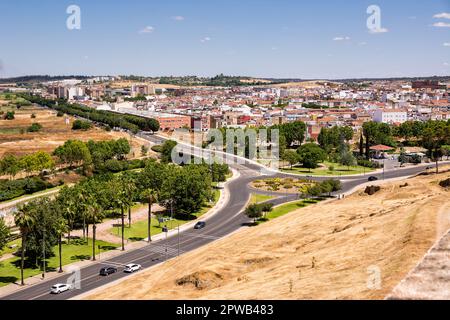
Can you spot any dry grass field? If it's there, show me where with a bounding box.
[86,168,450,300]
[0,102,150,158]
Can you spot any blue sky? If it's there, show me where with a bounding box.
[0,0,449,79]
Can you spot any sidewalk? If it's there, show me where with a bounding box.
[0,167,239,298]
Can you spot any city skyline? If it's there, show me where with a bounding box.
[0,0,450,79]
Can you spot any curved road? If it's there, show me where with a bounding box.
[0,134,443,300]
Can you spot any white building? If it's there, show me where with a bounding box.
[373,109,407,124]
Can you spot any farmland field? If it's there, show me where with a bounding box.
[0,94,152,158]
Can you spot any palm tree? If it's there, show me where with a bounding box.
[121,172,137,227]
[14,203,36,286]
[87,200,103,261]
[55,218,68,273]
[141,189,158,243]
[57,187,76,244]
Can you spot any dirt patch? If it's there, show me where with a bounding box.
[364,185,381,195]
[176,271,224,290]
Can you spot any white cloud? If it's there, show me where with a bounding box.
[444,62,449,67]
[433,22,450,28]
[369,27,389,34]
[444,42,450,47]
[172,16,185,21]
[333,36,350,41]
[139,26,155,34]
[200,37,211,43]
[433,12,450,19]
[358,41,367,46]
[408,16,417,20]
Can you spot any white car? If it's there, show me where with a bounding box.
[124,263,141,273]
[50,283,72,294]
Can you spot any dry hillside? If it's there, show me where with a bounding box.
[86,170,450,300]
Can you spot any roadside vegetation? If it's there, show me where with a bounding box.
[0,157,229,286]
[245,179,340,224]
[278,120,450,176]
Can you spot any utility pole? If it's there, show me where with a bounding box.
[42,226,46,279]
[177,223,180,257]
[121,205,125,251]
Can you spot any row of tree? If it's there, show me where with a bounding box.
[244,179,342,222]
[12,159,229,285]
[361,120,450,171]
[19,94,160,134]
[0,151,55,179]
[53,138,131,174]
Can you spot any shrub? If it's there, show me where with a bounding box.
[30,113,36,119]
[72,119,93,131]
[56,111,64,117]
[27,123,43,132]
[103,159,125,173]
[4,111,15,120]
[151,145,163,153]
[0,177,54,201]
[357,159,381,169]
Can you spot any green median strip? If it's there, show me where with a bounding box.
[256,198,322,224]
[281,161,374,176]
[250,193,276,204]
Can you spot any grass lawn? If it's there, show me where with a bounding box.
[250,193,276,204]
[0,239,21,257]
[0,239,118,287]
[110,189,221,241]
[281,161,374,176]
[256,198,322,224]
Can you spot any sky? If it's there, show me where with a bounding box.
[0,0,449,79]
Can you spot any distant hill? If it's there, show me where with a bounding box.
[1,74,449,86]
[0,75,91,84]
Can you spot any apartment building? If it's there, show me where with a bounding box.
[131,84,156,97]
[373,109,408,124]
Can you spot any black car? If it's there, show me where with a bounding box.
[368,176,378,182]
[99,266,118,276]
[194,221,206,230]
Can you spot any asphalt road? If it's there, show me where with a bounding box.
[0,133,443,300]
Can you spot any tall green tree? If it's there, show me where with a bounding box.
[421,121,450,173]
[0,154,20,179]
[282,150,300,169]
[141,188,158,243]
[0,217,10,252]
[14,203,36,285]
[296,143,326,171]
